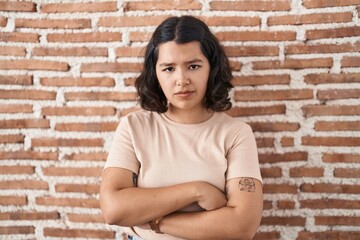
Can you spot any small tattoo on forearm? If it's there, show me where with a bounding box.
[238,178,255,192]
[132,172,138,187]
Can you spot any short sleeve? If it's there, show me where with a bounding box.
[226,124,262,183]
[104,117,140,173]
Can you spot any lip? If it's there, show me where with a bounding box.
[174,90,194,98]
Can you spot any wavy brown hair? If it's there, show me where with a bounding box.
[135,16,233,113]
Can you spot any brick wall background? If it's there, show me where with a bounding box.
[0,0,359,239]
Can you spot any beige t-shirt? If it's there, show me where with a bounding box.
[105,110,262,240]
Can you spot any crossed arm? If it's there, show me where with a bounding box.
[100,167,263,240]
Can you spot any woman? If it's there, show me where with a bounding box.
[100,16,263,240]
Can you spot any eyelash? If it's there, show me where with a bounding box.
[162,65,201,72]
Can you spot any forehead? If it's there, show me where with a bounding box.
[156,41,207,63]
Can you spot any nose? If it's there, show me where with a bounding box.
[175,69,190,86]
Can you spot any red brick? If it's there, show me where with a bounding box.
[231,74,290,86]
[281,137,294,147]
[254,231,280,240]
[0,226,35,234]
[0,16,6,27]
[81,62,142,73]
[303,105,360,116]
[0,75,32,85]
[303,0,360,8]
[0,59,69,71]
[297,231,360,240]
[268,12,352,25]
[210,1,290,11]
[42,107,115,116]
[304,73,360,84]
[124,0,201,11]
[0,166,35,175]
[16,19,91,29]
[216,31,296,41]
[342,56,360,67]
[41,77,114,86]
[302,136,360,146]
[259,152,308,163]
[116,47,145,58]
[300,199,360,209]
[315,121,360,131]
[43,227,114,238]
[67,213,105,223]
[98,15,169,27]
[0,211,59,220]
[36,196,99,208]
[64,152,107,161]
[55,183,99,194]
[0,90,56,100]
[250,122,299,132]
[55,122,118,132]
[227,105,286,117]
[0,2,36,12]
[31,138,103,147]
[334,168,360,178]
[263,200,273,210]
[315,216,360,226]
[0,32,39,42]
[0,151,58,160]
[261,167,282,178]
[65,91,137,101]
[0,119,50,129]
[225,46,278,57]
[264,184,298,194]
[307,26,360,40]
[318,89,360,100]
[286,42,360,54]
[201,16,260,26]
[256,138,275,148]
[0,134,24,144]
[0,196,27,206]
[41,2,117,13]
[234,89,313,101]
[289,167,324,177]
[323,153,360,163]
[0,104,33,113]
[300,183,360,194]
[129,32,153,42]
[33,47,107,57]
[0,180,48,190]
[0,46,26,56]
[261,216,305,226]
[229,61,242,71]
[43,167,102,177]
[253,58,333,70]
[47,32,121,43]
[277,200,295,209]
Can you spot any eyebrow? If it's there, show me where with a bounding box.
[158,58,204,67]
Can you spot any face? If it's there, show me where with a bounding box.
[155,41,210,113]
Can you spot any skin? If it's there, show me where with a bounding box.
[100,41,263,240]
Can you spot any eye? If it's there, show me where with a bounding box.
[162,67,174,72]
[189,64,200,70]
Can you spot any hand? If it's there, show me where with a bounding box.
[195,182,227,211]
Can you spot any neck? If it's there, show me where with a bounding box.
[165,106,214,124]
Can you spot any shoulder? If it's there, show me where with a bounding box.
[119,110,160,129]
[216,112,253,133]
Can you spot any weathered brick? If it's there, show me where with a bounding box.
[0,211,59,220]
[300,199,360,209]
[216,31,296,41]
[256,138,275,148]
[281,137,294,147]
[342,56,360,67]
[315,121,360,131]
[323,153,360,163]
[297,231,360,240]
[0,119,50,129]
[55,122,118,132]
[0,16,6,27]
[42,107,115,116]
[253,58,333,70]
[67,213,105,223]
[264,184,298,194]
[259,152,308,163]
[210,1,290,11]
[0,226,35,234]
[33,47,108,57]
[124,0,201,11]
[231,74,290,86]
[0,59,69,71]
[43,227,115,238]
[129,32,153,42]
[302,136,360,146]
[300,183,360,194]
[0,151,58,160]
[0,32,39,42]
[0,166,35,175]
[0,196,27,206]
[64,92,137,101]
[81,62,142,73]
[277,200,295,209]
[40,77,114,86]
[43,167,102,177]
[318,89,360,100]
[15,19,91,29]
[0,46,26,56]
[0,2,36,12]
[334,168,360,178]
[286,42,360,54]
[315,216,360,226]
[0,180,48,190]
[250,122,299,132]
[0,134,24,144]
[261,167,282,178]
[226,105,286,117]
[116,47,145,58]
[224,46,278,57]
[55,183,99,194]
[289,167,324,177]
[64,152,107,161]
[234,89,313,101]
[304,73,360,84]
[307,26,360,40]
[31,138,103,147]
[41,2,117,13]
[229,61,242,71]
[36,196,99,208]
[47,32,121,43]
[263,201,273,210]
[261,216,305,226]
[0,75,32,85]
[268,12,352,25]
[253,231,280,240]
[0,90,56,100]
[302,105,360,116]
[98,16,169,27]
[201,16,260,26]
[303,0,360,8]
[0,104,33,113]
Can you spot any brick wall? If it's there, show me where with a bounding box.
[0,0,359,239]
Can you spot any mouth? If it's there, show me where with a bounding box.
[174,90,194,98]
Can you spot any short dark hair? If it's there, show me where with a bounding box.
[135,15,233,113]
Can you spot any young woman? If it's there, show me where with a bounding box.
[100,16,263,240]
